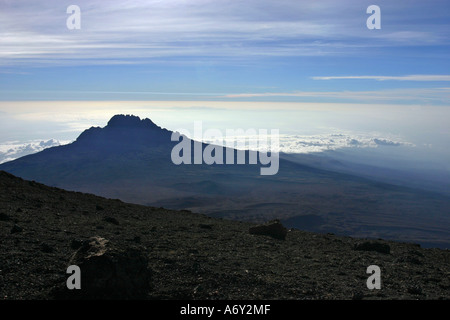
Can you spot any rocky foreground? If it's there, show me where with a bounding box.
[0,170,449,300]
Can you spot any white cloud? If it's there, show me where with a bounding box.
[0,139,71,164]
[277,134,412,154]
[312,75,450,81]
[373,138,401,146]
[202,131,413,154]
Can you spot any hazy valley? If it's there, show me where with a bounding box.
[1,114,449,249]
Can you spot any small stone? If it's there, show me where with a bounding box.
[70,239,83,250]
[249,219,288,240]
[0,213,10,221]
[41,242,54,253]
[103,216,119,225]
[11,224,23,234]
[407,285,423,295]
[352,291,364,300]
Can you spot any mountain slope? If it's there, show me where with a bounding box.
[1,170,449,300]
[1,114,449,248]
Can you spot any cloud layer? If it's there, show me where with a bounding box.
[0,132,411,164]
[0,139,70,164]
[203,132,413,154]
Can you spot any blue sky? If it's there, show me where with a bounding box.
[0,0,449,103]
[0,0,449,172]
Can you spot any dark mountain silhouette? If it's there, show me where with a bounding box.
[75,114,172,148]
[1,114,449,248]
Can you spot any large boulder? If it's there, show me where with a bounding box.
[249,219,288,240]
[56,236,152,299]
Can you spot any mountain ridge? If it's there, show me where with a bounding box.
[1,114,449,248]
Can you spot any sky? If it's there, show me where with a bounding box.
[0,0,449,172]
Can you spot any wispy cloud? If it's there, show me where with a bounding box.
[0,0,337,66]
[313,75,450,81]
[221,87,450,103]
[0,70,30,75]
[1,0,449,66]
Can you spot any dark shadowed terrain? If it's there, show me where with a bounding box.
[1,171,449,300]
[1,115,449,249]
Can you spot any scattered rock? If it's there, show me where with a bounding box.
[410,250,424,257]
[70,239,83,250]
[40,242,54,253]
[1,170,449,300]
[0,212,10,221]
[352,291,364,300]
[407,285,423,295]
[249,220,288,240]
[133,236,141,244]
[401,255,423,265]
[10,224,23,234]
[354,241,390,254]
[95,205,104,211]
[103,216,119,225]
[199,224,213,229]
[55,236,152,299]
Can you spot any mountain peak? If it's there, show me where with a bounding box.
[74,114,172,147]
[106,114,158,129]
